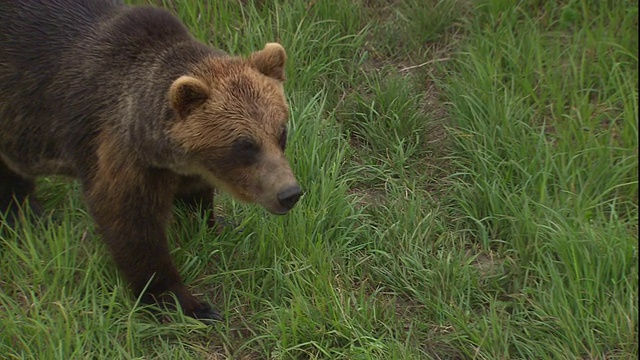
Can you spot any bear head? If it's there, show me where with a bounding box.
[167,43,301,214]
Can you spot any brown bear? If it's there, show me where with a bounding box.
[0,0,302,321]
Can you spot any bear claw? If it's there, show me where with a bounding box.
[191,303,224,322]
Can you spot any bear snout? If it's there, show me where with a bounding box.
[276,184,302,211]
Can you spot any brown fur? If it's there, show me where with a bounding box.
[0,1,301,320]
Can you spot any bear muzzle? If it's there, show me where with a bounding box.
[276,184,302,212]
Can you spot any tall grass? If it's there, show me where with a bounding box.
[1,0,637,359]
[438,0,638,357]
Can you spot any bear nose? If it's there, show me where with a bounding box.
[277,185,302,210]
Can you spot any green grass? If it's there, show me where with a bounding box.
[1,0,637,359]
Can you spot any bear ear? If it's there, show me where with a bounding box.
[249,42,287,81]
[169,76,210,118]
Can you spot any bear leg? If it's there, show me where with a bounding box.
[0,158,44,226]
[84,169,222,321]
[175,175,227,233]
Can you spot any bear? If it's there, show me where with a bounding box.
[0,0,302,321]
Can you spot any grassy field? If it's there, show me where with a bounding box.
[1,0,637,359]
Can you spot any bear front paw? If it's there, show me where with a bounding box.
[190,302,224,322]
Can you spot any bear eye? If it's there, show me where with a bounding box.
[231,137,259,165]
[233,137,257,153]
[279,128,287,150]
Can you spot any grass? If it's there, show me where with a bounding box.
[0,0,637,358]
